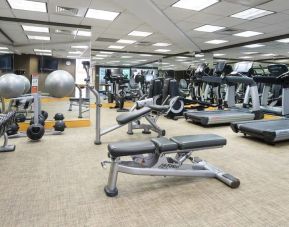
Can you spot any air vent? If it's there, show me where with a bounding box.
[136,41,153,46]
[224,0,273,7]
[216,28,240,35]
[56,6,79,16]
[95,37,119,42]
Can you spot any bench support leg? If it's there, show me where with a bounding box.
[104,159,119,197]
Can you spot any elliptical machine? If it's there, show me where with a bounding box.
[104,69,129,112]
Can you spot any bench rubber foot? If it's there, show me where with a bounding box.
[104,186,118,197]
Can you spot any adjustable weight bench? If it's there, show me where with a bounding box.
[102,134,240,197]
[96,107,165,144]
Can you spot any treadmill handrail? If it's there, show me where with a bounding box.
[225,76,256,86]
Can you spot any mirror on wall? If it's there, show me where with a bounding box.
[0,20,91,121]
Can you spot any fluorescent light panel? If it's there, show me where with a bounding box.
[85,9,119,21]
[239,56,253,59]
[262,53,276,57]
[36,53,51,56]
[68,51,82,54]
[22,25,48,33]
[242,52,258,55]
[76,31,91,37]
[0,50,12,54]
[172,0,219,11]
[153,43,171,47]
[128,31,152,37]
[108,45,125,49]
[231,8,274,20]
[117,39,136,44]
[139,54,152,56]
[154,49,171,52]
[213,53,225,56]
[121,56,132,58]
[205,40,228,44]
[100,51,114,54]
[0,47,8,50]
[194,24,225,32]
[71,45,88,49]
[195,54,204,58]
[34,49,51,53]
[27,35,50,41]
[95,54,108,57]
[7,0,47,12]
[277,38,289,43]
[234,31,263,37]
[244,44,265,48]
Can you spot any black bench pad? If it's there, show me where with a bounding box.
[170,134,226,150]
[151,137,178,152]
[116,107,151,125]
[149,105,170,112]
[108,140,155,157]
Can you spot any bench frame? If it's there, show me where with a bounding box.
[102,144,240,197]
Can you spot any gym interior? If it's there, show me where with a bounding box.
[1,0,289,226]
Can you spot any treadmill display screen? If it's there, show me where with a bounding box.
[233,62,253,73]
[268,64,288,77]
[195,63,206,73]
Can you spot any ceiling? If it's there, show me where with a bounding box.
[2,0,289,69]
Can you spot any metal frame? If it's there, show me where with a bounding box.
[102,145,240,197]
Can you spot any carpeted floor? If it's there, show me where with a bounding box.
[1,106,289,227]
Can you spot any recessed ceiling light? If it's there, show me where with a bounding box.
[67,56,78,58]
[27,35,50,41]
[34,49,51,53]
[117,39,136,44]
[68,51,82,54]
[154,49,171,52]
[75,31,91,37]
[110,60,120,63]
[153,43,171,47]
[172,0,219,11]
[0,47,8,50]
[100,51,114,54]
[277,59,288,63]
[194,25,225,32]
[71,45,88,49]
[139,54,152,56]
[108,45,125,49]
[121,56,133,58]
[36,53,52,56]
[85,9,119,21]
[242,51,259,55]
[22,25,49,33]
[195,54,204,58]
[277,38,289,43]
[128,31,152,37]
[234,31,263,37]
[176,59,186,61]
[176,56,188,59]
[7,0,47,12]
[262,53,276,57]
[213,53,225,57]
[239,56,253,59]
[93,57,104,60]
[231,8,274,20]
[205,40,228,44]
[138,59,147,62]
[122,64,131,66]
[244,44,265,48]
[95,54,108,57]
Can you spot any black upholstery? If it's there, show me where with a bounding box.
[116,107,151,125]
[149,105,170,112]
[108,140,156,157]
[170,134,226,150]
[151,137,178,152]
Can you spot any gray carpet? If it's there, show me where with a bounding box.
[1,107,289,226]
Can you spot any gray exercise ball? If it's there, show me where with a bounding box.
[0,73,25,98]
[18,75,31,93]
[45,70,75,98]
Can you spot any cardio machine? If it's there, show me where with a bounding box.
[184,62,263,126]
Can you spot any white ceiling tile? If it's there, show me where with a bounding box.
[163,7,197,22]
[203,2,249,17]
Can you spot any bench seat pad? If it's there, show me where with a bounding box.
[170,134,226,150]
[116,107,151,125]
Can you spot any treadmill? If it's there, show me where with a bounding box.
[231,70,289,144]
[184,62,262,126]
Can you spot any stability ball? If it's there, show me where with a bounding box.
[45,70,75,98]
[0,73,25,98]
[18,75,31,93]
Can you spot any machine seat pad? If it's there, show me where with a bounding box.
[108,140,155,157]
[151,137,178,152]
[170,134,226,150]
[116,107,151,125]
[69,97,90,102]
[149,105,170,112]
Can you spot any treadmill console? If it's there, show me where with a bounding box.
[214,61,226,73]
[233,62,253,73]
[267,64,288,77]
